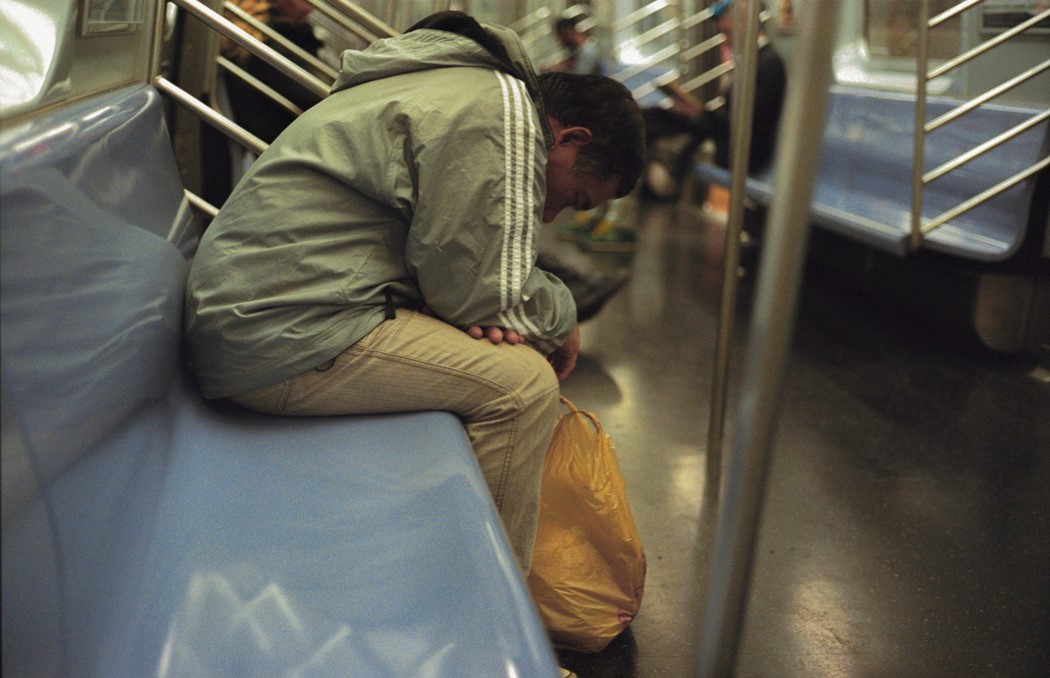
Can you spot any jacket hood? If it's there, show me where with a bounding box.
[331,22,551,146]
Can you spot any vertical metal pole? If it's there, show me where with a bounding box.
[695,1,842,675]
[149,0,167,83]
[706,0,761,479]
[910,0,930,250]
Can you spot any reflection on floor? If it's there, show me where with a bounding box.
[544,190,1050,677]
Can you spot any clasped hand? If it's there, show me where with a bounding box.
[467,323,580,383]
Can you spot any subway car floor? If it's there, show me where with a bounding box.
[543,189,1050,677]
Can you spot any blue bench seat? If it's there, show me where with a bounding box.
[695,86,1049,262]
[1,83,558,677]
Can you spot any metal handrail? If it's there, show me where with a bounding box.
[224,0,338,81]
[631,17,681,50]
[681,33,726,62]
[924,108,1050,182]
[910,0,931,250]
[679,61,732,94]
[929,8,1050,79]
[613,43,681,81]
[921,156,1050,233]
[508,6,552,35]
[154,75,267,154]
[706,0,761,468]
[630,70,683,102]
[697,2,844,673]
[154,0,388,220]
[931,0,984,25]
[611,0,672,33]
[218,56,306,117]
[926,59,1050,132]
[911,1,1050,250]
[169,0,330,98]
[306,0,396,41]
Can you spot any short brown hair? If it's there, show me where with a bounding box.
[538,72,646,198]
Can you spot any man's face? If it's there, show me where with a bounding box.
[542,123,621,223]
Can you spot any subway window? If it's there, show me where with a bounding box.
[864,0,962,60]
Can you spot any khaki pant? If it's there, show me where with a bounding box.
[230,309,561,572]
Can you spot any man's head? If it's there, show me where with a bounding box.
[712,0,767,41]
[554,17,588,49]
[537,71,645,221]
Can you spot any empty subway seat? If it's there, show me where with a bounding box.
[0,83,558,677]
[694,86,1049,261]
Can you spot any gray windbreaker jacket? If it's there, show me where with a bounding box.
[185,23,576,399]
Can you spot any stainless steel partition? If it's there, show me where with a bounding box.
[910,0,1050,250]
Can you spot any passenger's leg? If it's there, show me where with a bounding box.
[230,309,561,572]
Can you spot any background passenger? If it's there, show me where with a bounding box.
[643,0,787,198]
[547,14,638,253]
[550,15,604,75]
[221,0,325,144]
[184,11,645,573]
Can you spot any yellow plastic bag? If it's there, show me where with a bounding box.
[527,397,646,653]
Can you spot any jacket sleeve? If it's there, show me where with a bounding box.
[403,71,576,355]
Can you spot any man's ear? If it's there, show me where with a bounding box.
[556,126,593,147]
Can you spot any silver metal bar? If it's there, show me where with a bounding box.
[508,6,552,34]
[929,0,984,28]
[630,69,682,101]
[680,60,733,92]
[218,56,304,116]
[611,44,681,84]
[611,0,670,32]
[923,108,1050,184]
[304,0,381,45]
[926,59,1050,132]
[148,0,167,82]
[911,0,931,251]
[154,75,268,155]
[695,1,842,674]
[631,17,681,50]
[185,188,220,219]
[681,6,718,31]
[309,0,396,40]
[928,9,1050,80]
[681,34,726,62]
[707,0,762,464]
[224,0,338,81]
[921,155,1050,233]
[170,0,329,99]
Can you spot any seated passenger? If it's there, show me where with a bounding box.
[643,0,787,198]
[221,0,325,144]
[184,11,645,572]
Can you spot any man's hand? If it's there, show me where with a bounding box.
[547,324,581,382]
[421,305,525,345]
[467,325,525,345]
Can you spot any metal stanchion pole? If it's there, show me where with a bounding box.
[695,1,842,675]
[706,0,762,486]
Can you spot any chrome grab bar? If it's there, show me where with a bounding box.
[224,0,338,81]
[168,0,330,98]
[153,0,388,221]
[911,1,1050,250]
[697,1,843,673]
[706,0,762,469]
[305,0,396,42]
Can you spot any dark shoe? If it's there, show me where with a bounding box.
[537,253,630,322]
[573,268,631,322]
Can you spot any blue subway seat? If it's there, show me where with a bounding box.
[694,86,1049,261]
[1,83,558,677]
